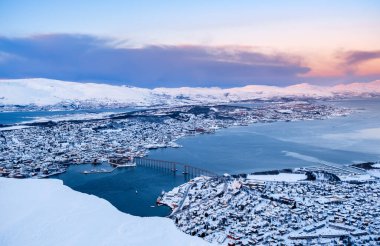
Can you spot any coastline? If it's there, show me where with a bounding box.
[158,162,380,245]
[0,101,353,179]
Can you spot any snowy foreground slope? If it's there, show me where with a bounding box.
[0,178,210,246]
[1,78,380,107]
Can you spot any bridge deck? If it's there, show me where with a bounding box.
[135,157,218,177]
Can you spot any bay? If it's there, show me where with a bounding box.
[50,99,380,216]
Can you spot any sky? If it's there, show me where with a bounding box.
[0,0,379,88]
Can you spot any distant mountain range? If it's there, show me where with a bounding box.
[1,78,379,110]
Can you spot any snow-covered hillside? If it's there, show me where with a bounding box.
[0,178,209,246]
[1,78,380,109]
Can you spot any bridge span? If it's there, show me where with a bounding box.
[134,157,218,177]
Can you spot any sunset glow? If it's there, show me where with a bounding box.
[1,0,379,87]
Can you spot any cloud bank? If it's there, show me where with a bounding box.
[0,34,311,87]
[343,50,380,65]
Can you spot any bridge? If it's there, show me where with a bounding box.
[134,157,218,177]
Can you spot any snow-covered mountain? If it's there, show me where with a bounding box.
[0,178,208,246]
[1,78,379,109]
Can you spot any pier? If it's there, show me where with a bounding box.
[135,157,218,177]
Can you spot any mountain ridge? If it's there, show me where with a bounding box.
[1,78,379,109]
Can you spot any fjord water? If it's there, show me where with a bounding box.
[149,99,380,174]
[0,110,76,124]
[55,164,183,217]
[52,99,380,217]
[0,107,137,125]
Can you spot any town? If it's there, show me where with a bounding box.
[159,163,380,245]
[0,101,350,178]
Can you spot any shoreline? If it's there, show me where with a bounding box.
[155,161,380,220]
[158,163,380,245]
[0,101,353,179]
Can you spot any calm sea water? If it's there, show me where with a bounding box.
[6,99,380,217]
[148,99,380,174]
[0,108,137,125]
[54,164,186,217]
